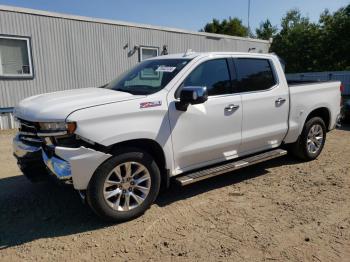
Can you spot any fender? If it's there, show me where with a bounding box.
[284,104,332,144]
[66,95,175,174]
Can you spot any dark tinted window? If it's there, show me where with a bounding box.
[183,59,232,96]
[236,58,276,92]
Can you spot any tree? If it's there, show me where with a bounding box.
[256,19,277,40]
[201,5,350,73]
[270,9,322,73]
[201,17,248,37]
[318,5,350,70]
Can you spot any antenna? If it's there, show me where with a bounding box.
[248,0,251,36]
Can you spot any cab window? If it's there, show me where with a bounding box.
[235,58,276,92]
[183,59,233,96]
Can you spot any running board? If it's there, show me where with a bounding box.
[175,149,287,186]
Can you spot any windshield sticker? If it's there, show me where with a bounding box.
[156,66,176,72]
[140,101,162,109]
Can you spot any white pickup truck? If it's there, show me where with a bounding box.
[13,52,341,222]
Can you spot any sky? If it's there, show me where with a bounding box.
[0,0,348,32]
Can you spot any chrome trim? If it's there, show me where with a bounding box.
[18,131,37,136]
[13,134,41,158]
[20,122,36,129]
[176,149,287,186]
[21,136,43,143]
[225,104,240,111]
[275,97,286,106]
[37,131,68,137]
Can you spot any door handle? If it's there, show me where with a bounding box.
[275,98,286,105]
[225,104,240,112]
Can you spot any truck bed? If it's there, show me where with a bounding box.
[284,80,341,144]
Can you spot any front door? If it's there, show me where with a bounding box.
[168,58,242,173]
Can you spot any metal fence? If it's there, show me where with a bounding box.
[0,108,18,130]
[286,71,350,96]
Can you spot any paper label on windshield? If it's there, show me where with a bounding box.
[156,66,176,72]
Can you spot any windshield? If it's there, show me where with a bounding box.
[103,58,191,95]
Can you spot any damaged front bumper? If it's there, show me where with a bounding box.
[13,134,111,190]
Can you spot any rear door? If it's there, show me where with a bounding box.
[234,57,289,154]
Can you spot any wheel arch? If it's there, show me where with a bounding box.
[304,107,331,131]
[108,138,170,189]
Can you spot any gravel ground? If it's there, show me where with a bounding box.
[0,127,349,261]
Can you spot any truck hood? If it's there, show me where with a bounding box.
[14,87,143,122]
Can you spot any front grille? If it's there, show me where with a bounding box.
[17,119,43,146]
[18,118,39,135]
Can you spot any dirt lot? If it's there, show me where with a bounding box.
[0,128,349,262]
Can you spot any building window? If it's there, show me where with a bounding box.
[139,46,159,61]
[0,36,33,79]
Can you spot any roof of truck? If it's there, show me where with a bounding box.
[147,51,276,60]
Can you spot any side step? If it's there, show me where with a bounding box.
[175,149,287,186]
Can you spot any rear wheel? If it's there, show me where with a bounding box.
[289,117,326,161]
[86,148,161,222]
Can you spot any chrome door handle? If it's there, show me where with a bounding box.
[225,104,240,111]
[275,98,286,105]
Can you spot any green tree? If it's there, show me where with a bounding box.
[201,17,248,37]
[256,19,278,40]
[270,9,322,73]
[318,5,350,70]
[201,5,350,73]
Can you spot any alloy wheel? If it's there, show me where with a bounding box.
[103,161,151,211]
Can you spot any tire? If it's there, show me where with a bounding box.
[86,147,161,222]
[289,117,327,161]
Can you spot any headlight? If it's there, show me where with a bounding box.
[38,122,76,136]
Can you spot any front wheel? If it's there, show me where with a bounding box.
[289,117,327,161]
[86,148,161,222]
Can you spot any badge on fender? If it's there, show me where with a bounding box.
[140,101,162,108]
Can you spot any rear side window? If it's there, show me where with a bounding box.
[183,59,232,96]
[235,58,276,92]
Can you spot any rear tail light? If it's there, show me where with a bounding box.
[340,83,344,93]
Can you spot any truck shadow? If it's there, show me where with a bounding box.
[0,176,107,249]
[156,155,300,207]
[0,155,299,249]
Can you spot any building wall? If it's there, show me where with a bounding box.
[0,6,270,129]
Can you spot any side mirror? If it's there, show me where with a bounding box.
[175,86,208,111]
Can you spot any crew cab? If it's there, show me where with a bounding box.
[13,52,341,222]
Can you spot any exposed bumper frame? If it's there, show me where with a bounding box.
[13,134,111,190]
[54,146,111,190]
